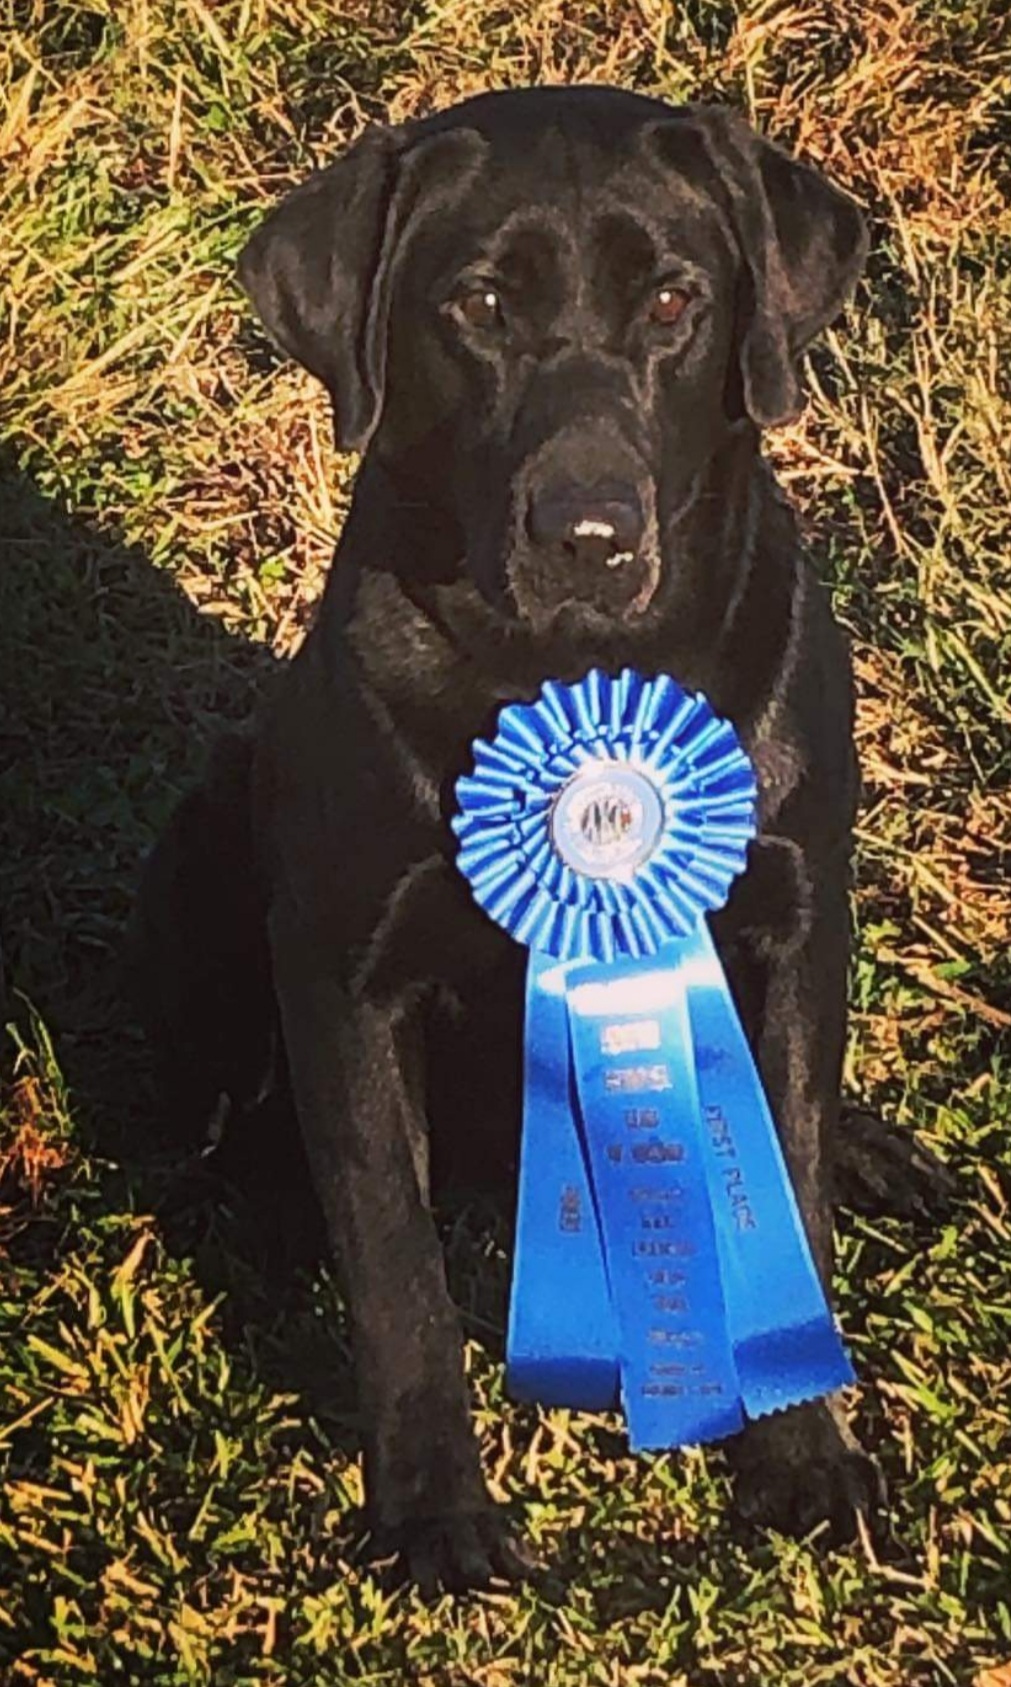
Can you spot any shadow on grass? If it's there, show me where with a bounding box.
[0,452,527,1462]
[0,454,371,1429]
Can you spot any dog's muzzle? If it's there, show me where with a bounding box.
[515,477,659,622]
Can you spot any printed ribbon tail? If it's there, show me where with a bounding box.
[684,922,856,1418]
[565,954,745,1451]
[507,949,619,1411]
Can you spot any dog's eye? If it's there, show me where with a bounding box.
[457,286,505,331]
[649,285,691,326]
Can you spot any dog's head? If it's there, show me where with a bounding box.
[238,88,866,633]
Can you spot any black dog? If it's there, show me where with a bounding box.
[135,86,883,1589]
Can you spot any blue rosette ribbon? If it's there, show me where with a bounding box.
[452,668,854,1452]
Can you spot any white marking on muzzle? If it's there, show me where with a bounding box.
[572,519,616,540]
[570,518,634,567]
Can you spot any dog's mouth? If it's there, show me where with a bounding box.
[508,541,661,630]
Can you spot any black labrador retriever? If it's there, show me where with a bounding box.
[134,85,883,1589]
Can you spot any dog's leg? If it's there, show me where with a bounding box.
[269,914,534,1593]
[725,861,886,1542]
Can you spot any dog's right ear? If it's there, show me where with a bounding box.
[237,126,404,453]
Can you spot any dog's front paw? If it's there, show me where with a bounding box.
[729,1398,885,1544]
[373,1508,540,1597]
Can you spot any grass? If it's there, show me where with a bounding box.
[1,0,1010,1681]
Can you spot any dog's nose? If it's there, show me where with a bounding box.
[526,483,645,567]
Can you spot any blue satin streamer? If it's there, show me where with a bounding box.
[680,922,856,1415]
[507,951,619,1412]
[564,956,744,1450]
[508,929,853,1449]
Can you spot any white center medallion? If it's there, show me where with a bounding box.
[550,761,664,880]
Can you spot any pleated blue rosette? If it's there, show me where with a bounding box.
[453,668,756,964]
[453,669,855,1452]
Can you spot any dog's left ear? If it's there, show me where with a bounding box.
[655,110,868,427]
